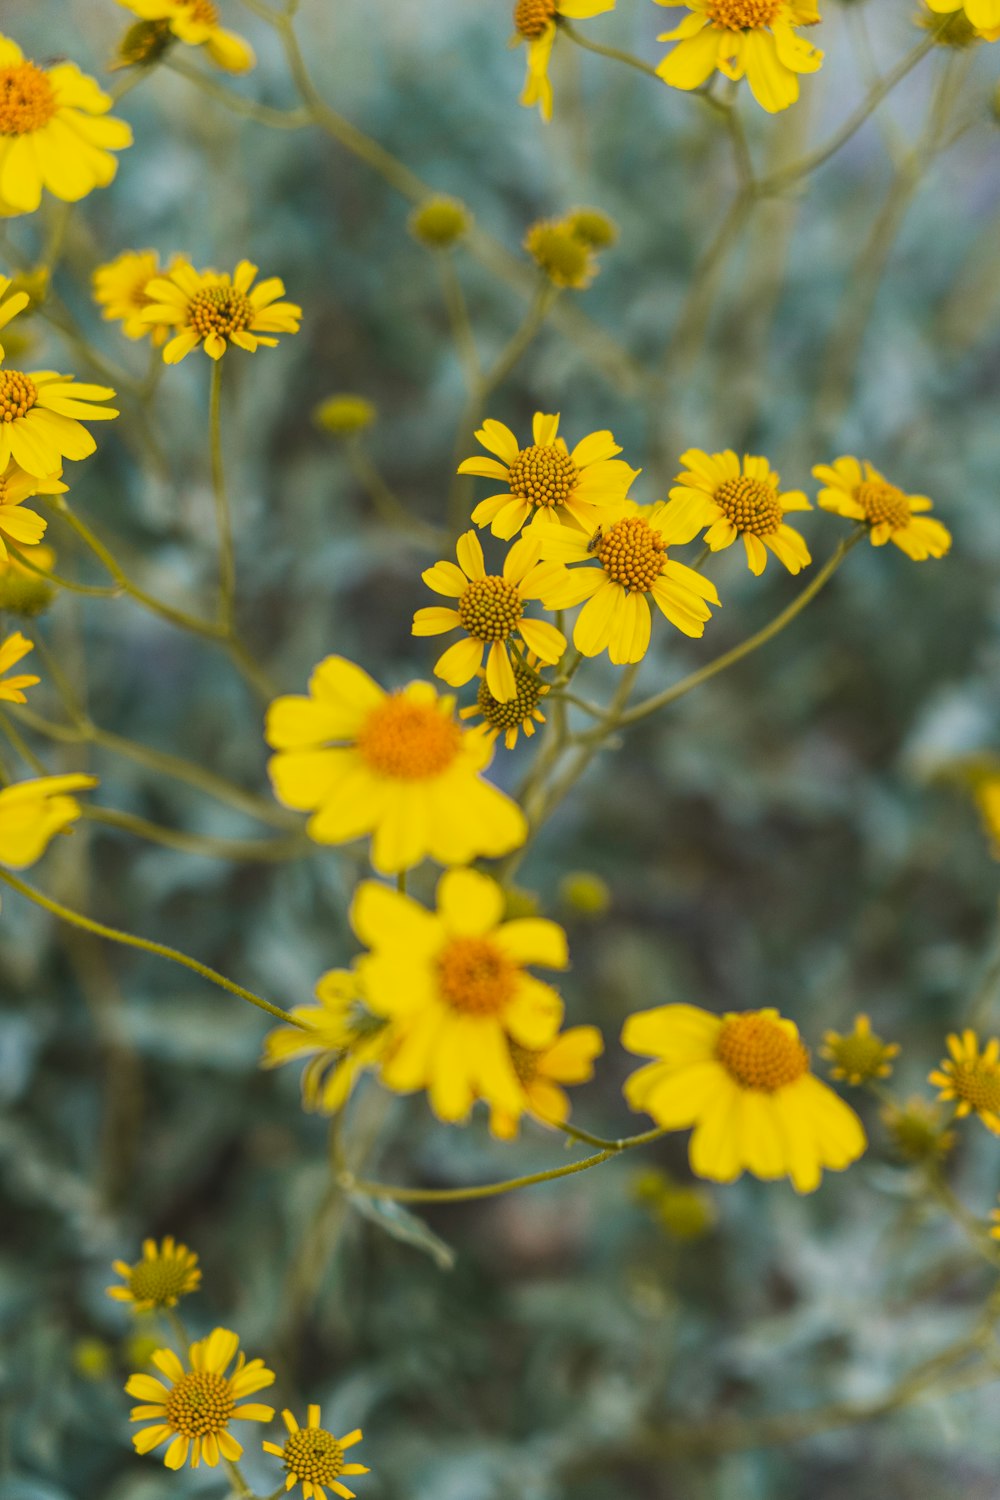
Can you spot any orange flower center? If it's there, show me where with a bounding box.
[127,1256,193,1305]
[509,1039,541,1085]
[0,62,56,136]
[597,516,666,592]
[707,0,782,29]
[854,480,911,531]
[458,576,524,642]
[0,372,37,424]
[356,695,461,780]
[947,1059,1000,1116]
[436,936,518,1016]
[714,475,783,535]
[476,658,546,730]
[514,0,557,37]
[164,1370,234,1439]
[508,444,579,509]
[282,1427,346,1484]
[188,285,253,341]
[716,1012,809,1091]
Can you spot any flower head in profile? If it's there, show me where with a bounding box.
[538,502,721,664]
[127,1328,274,1470]
[261,968,393,1114]
[458,412,638,541]
[655,0,823,112]
[929,1030,1000,1134]
[622,1004,866,1192]
[459,648,551,749]
[266,657,527,874]
[923,0,1000,41]
[0,367,118,480]
[107,1237,201,1311]
[0,631,37,703]
[0,538,56,615]
[0,773,97,870]
[142,260,301,363]
[821,1014,899,1086]
[813,457,951,560]
[352,867,568,1123]
[666,449,812,576]
[513,0,617,120]
[488,1025,604,1139]
[93,250,188,346]
[115,1,256,73]
[264,1407,368,1500]
[413,530,567,702]
[0,461,66,560]
[0,36,132,216]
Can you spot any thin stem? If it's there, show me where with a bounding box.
[82,806,307,863]
[344,440,444,547]
[436,251,481,390]
[5,539,124,599]
[558,20,661,81]
[224,1458,256,1498]
[209,360,236,632]
[0,710,47,774]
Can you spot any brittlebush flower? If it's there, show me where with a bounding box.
[93,250,187,346]
[314,394,376,436]
[142,260,301,363]
[513,0,617,120]
[666,449,812,576]
[929,1030,1000,1134]
[264,1407,368,1500]
[488,1025,604,1139]
[814,457,951,560]
[539,503,721,663]
[882,1097,955,1163]
[973,774,1000,856]
[564,207,619,249]
[408,194,472,248]
[0,631,37,703]
[821,1014,899,1086]
[261,968,392,1114]
[107,1237,201,1311]
[524,219,597,289]
[0,36,132,216]
[0,773,97,869]
[0,275,29,361]
[0,368,118,479]
[622,1004,866,1192]
[266,658,527,874]
[459,649,551,749]
[352,867,568,1123]
[128,1328,274,1470]
[654,0,823,113]
[0,461,65,559]
[413,530,567,701]
[116,1,256,72]
[924,0,1000,40]
[0,539,56,615]
[459,412,638,540]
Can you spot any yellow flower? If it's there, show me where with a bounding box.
[408,194,472,248]
[820,1014,899,1086]
[524,218,597,289]
[0,538,56,615]
[141,259,301,363]
[314,394,376,436]
[351,867,568,1123]
[0,36,132,216]
[0,369,118,480]
[127,1328,275,1470]
[488,1025,604,1139]
[264,1407,368,1500]
[116,1,256,72]
[413,530,567,701]
[0,630,37,703]
[92,250,187,346]
[990,1201,1000,1240]
[107,1237,201,1311]
[266,658,527,874]
[881,1097,955,1163]
[654,0,823,113]
[513,0,617,120]
[813,457,951,560]
[0,773,97,870]
[929,1030,1000,1134]
[632,1168,717,1240]
[458,411,638,540]
[974,774,1000,856]
[564,206,619,249]
[458,648,550,749]
[261,968,393,1114]
[0,461,65,559]
[538,503,721,664]
[0,274,29,361]
[622,1004,866,1192]
[924,0,1000,40]
[666,449,812,576]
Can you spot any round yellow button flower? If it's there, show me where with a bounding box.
[622,1004,866,1192]
[261,967,393,1114]
[973,773,1000,857]
[264,1407,368,1500]
[924,0,1000,39]
[351,867,568,1123]
[127,1327,275,1471]
[0,630,37,703]
[107,1236,201,1311]
[654,0,823,113]
[0,367,118,479]
[513,0,617,120]
[458,649,551,750]
[488,1024,604,1139]
[116,0,256,73]
[813,456,951,560]
[142,259,301,363]
[0,461,65,560]
[820,1013,899,1086]
[458,411,639,540]
[0,773,97,870]
[929,1029,1000,1134]
[92,250,188,346]
[0,36,132,216]
[666,448,812,576]
[266,658,527,874]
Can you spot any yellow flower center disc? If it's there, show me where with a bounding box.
[707,0,783,30]
[854,481,911,531]
[164,1370,234,1439]
[128,1258,194,1305]
[948,1059,1000,1115]
[436,936,517,1016]
[189,285,254,341]
[458,576,524,642]
[827,1032,887,1081]
[0,63,56,136]
[714,475,783,535]
[282,1428,346,1485]
[597,516,666,592]
[356,695,461,780]
[0,371,38,423]
[476,659,545,730]
[507,444,579,509]
[513,0,557,38]
[716,1012,809,1091]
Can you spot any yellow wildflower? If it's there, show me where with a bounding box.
[929,1030,1000,1134]
[814,457,951,560]
[261,968,392,1114]
[0,539,56,615]
[314,394,376,436]
[821,1014,899,1085]
[107,1237,201,1311]
[116,1,256,72]
[654,0,823,113]
[0,773,97,870]
[0,631,37,703]
[666,448,812,575]
[408,195,472,248]
[141,260,301,363]
[0,274,29,361]
[488,1025,604,1139]
[974,774,1000,856]
[560,870,611,916]
[0,461,65,559]
[458,649,551,750]
[0,369,118,480]
[990,1200,1000,1240]
[524,218,597,289]
[264,1407,368,1500]
[513,0,617,120]
[924,0,1000,40]
[93,250,187,346]
[881,1097,955,1163]
[564,206,619,249]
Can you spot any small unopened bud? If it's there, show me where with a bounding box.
[409,195,472,249]
[524,219,597,290]
[564,207,619,250]
[313,394,376,437]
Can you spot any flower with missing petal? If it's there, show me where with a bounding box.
[488,1025,604,1139]
[107,1237,201,1311]
[261,968,393,1114]
[929,1030,1000,1134]
[813,457,951,560]
[512,0,617,120]
[142,260,301,363]
[0,773,97,870]
[654,0,823,113]
[115,0,256,72]
[263,1406,368,1500]
[666,448,812,576]
[0,631,37,703]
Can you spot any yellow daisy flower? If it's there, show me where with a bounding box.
[666,449,812,576]
[622,1004,866,1193]
[458,411,638,541]
[0,36,132,216]
[813,457,951,560]
[413,530,568,702]
[458,649,551,750]
[264,1407,368,1500]
[0,538,56,615]
[654,0,823,113]
[513,0,617,120]
[973,774,1000,857]
[0,773,97,870]
[0,275,29,362]
[821,1014,899,1086]
[925,0,1000,38]
[0,630,37,703]
[116,0,256,73]
[92,250,188,346]
[538,502,721,663]
[488,1024,604,1139]
[261,967,393,1114]
[523,218,597,290]
[0,367,118,479]
[929,1030,1000,1134]
[351,866,568,1123]
[107,1237,201,1311]
[266,658,527,875]
[141,259,302,363]
[127,1327,275,1470]
[0,462,65,560]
